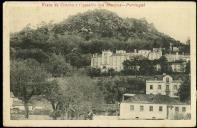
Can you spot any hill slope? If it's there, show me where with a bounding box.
[10,9,189,65]
[52,9,181,47]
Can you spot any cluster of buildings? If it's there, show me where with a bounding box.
[91,48,190,73]
[119,74,191,120]
[91,48,162,72]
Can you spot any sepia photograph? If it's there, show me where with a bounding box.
[3,1,196,127]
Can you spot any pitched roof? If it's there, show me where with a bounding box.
[122,94,189,105]
[145,74,184,81]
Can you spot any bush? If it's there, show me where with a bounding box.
[87,67,101,77]
[32,109,52,115]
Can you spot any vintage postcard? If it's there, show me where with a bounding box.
[3,1,196,127]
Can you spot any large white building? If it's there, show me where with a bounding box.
[119,94,190,120]
[91,48,163,72]
[165,52,190,62]
[146,75,182,98]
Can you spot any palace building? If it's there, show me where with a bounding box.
[91,48,163,72]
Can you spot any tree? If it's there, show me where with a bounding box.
[97,77,146,104]
[62,75,104,119]
[159,55,172,74]
[42,75,104,120]
[185,61,190,74]
[108,68,115,77]
[46,54,72,77]
[41,79,63,120]
[178,77,191,102]
[139,59,155,75]
[65,52,83,69]
[15,48,49,63]
[10,59,49,118]
[122,55,145,75]
[87,67,101,77]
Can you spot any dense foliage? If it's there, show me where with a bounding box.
[97,77,145,104]
[10,9,189,70]
[42,75,104,119]
[10,59,49,118]
[178,76,191,102]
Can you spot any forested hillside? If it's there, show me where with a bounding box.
[10,9,188,69]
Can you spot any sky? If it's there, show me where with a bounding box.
[5,1,196,43]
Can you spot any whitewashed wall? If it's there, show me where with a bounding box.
[119,103,167,119]
[146,75,181,97]
[167,104,191,119]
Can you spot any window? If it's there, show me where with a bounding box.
[150,85,153,90]
[166,85,169,90]
[158,85,161,90]
[140,106,144,111]
[175,107,179,112]
[174,85,177,90]
[159,106,163,112]
[104,56,108,64]
[166,77,169,83]
[149,106,153,111]
[130,105,134,111]
[182,107,186,112]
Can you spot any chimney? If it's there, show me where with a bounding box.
[134,49,137,53]
[163,73,166,76]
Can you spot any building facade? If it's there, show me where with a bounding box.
[120,102,167,119]
[146,75,182,98]
[165,52,190,62]
[119,94,190,120]
[91,48,163,72]
[167,104,191,119]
